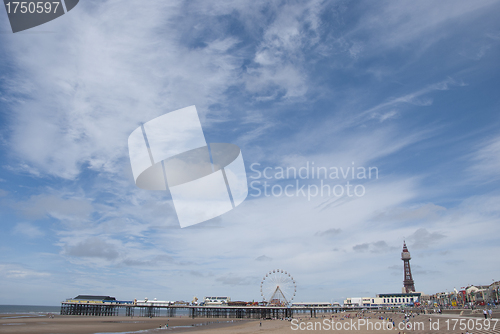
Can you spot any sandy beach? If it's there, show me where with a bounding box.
[193,311,500,334]
[1,310,499,334]
[0,314,253,334]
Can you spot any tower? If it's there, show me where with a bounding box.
[401,241,415,293]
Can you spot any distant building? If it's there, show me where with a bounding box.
[135,298,174,307]
[344,297,363,307]
[203,296,231,306]
[344,293,421,307]
[291,302,335,307]
[65,295,117,304]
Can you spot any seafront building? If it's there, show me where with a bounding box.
[291,302,341,308]
[65,295,117,304]
[343,293,421,308]
[203,297,231,306]
[427,282,500,307]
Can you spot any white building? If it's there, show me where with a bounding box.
[291,302,334,307]
[344,293,421,307]
[135,298,174,306]
[203,296,231,306]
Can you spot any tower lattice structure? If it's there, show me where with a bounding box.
[401,241,415,293]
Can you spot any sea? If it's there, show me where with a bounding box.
[0,304,192,317]
[0,305,60,317]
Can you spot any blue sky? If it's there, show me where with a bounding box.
[0,0,499,305]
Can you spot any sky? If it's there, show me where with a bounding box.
[0,0,499,306]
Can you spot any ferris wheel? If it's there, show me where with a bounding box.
[260,269,296,305]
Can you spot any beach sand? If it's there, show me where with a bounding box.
[1,311,499,334]
[0,314,251,334]
[190,311,500,334]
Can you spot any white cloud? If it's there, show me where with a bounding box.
[64,237,119,260]
[216,273,257,286]
[468,135,500,181]
[357,78,463,123]
[13,193,93,227]
[255,255,273,262]
[408,228,446,249]
[3,1,245,180]
[350,0,499,56]
[353,241,397,253]
[0,263,50,279]
[12,222,45,239]
[243,1,324,100]
[315,228,342,237]
[373,203,446,223]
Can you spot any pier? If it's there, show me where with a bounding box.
[60,302,348,319]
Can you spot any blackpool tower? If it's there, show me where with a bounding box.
[401,241,415,293]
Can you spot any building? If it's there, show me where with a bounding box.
[65,295,117,304]
[135,298,175,307]
[291,302,336,307]
[343,297,362,307]
[401,241,416,293]
[375,293,421,306]
[343,293,421,307]
[203,296,231,306]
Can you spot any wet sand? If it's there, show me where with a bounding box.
[0,314,252,334]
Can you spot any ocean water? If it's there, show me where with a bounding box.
[0,305,60,315]
[0,304,193,317]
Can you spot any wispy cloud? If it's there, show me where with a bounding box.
[255,255,273,262]
[373,203,446,223]
[0,263,50,279]
[244,0,324,100]
[64,237,119,260]
[468,135,500,181]
[13,193,93,223]
[353,241,397,253]
[216,273,257,286]
[12,222,45,239]
[358,78,465,123]
[315,228,342,237]
[408,228,446,249]
[348,0,499,56]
